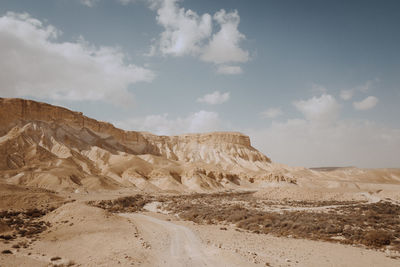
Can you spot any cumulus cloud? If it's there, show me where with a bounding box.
[79,0,100,7]
[150,0,212,56]
[116,110,222,135]
[260,108,283,119]
[148,0,248,74]
[310,84,327,94]
[197,91,230,105]
[357,80,374,92]
[353,96,378,110]
[248,119,400,168]
[200,9,249,64]
[216,65,242,75]
[246,92,399,168]
[0,12,154,106]
[293,94,340,122]
[117,0,137,5]
[340,89,353,100]
[340,80,376,100]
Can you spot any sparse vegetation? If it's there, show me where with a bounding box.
[0,208,53,244]
[88,195,153,213]
[89,192,400,252]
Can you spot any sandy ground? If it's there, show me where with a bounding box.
[1,189,400,267]
[2,98,400,266]
[188,220,400,267]
[120,213,252,267]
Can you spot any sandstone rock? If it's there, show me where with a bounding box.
[0,97,296,192]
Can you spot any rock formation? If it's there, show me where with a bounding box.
[0,98,296,192]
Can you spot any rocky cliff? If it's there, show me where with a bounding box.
[0,98,295,192]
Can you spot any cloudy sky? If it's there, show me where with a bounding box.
[1,0,399,168]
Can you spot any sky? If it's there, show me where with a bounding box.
[0,0,399,168]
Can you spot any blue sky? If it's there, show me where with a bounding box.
[1,0,399,167]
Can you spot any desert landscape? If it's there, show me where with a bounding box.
[1,1,400,266]
[1,98,400,266]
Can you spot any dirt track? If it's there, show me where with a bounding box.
[120,213,244,267]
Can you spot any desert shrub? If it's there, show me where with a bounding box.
[362,230,394,247]
[324,224,342,234]
[89,195,152,213]
[226,210,250,223]
[25,209,45,218]
[108,192,400,252]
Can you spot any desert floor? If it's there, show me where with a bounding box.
[1,185,400,267]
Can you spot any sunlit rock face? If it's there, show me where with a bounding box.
[0,97,296,192]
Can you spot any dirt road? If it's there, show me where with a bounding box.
[120,213,248,267]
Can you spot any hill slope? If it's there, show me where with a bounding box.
[0,98,296,192]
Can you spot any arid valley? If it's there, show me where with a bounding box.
[1,98,400,266]
[1,1,400,266]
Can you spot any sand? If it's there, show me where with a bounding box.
[2,195,399,267]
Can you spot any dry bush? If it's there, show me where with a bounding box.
[90,192,400,252]
[158,193,400,252]
[0,208,52,244]
[88,195,153,213]
[363,230,394,247]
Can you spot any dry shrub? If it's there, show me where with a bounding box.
[158,193,400,252]
[88,195,152,213]
[90,192,400,252]
[0,208,51,243]
[363,230,394,247]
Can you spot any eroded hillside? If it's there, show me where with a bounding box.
[0,98,296,192]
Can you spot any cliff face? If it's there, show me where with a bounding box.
[0,98,292,192]
[141,132,271,165]
[0,98,271,165]
[0,98,153,154]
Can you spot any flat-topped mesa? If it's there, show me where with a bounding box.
[141,131,251,147]
[0,98,271,164]
[141,131,271,164]
[0,98,152,153]
[0,98,288,191]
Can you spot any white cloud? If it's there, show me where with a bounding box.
[117,0,136,5]
[353,96,378,110]
[310,83,327,94]
[79,0,100,7]
[116,110,222,135]
[293,94,340,122]
[340,89,353,100]
[197,91,230,105]
[151,0,212,56]
[340,80,376,100]
[0,12,154,106]
[216,65,242,75]
[149,0,248,73]
[357,80,374,92]
[261,108,283,119]
[246,93,398,168]
[200,9,249,64]
[248,119,400,168]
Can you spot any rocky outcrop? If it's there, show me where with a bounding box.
[142,132,271,165]
[0,98,154,154]
[0,98,294,192]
